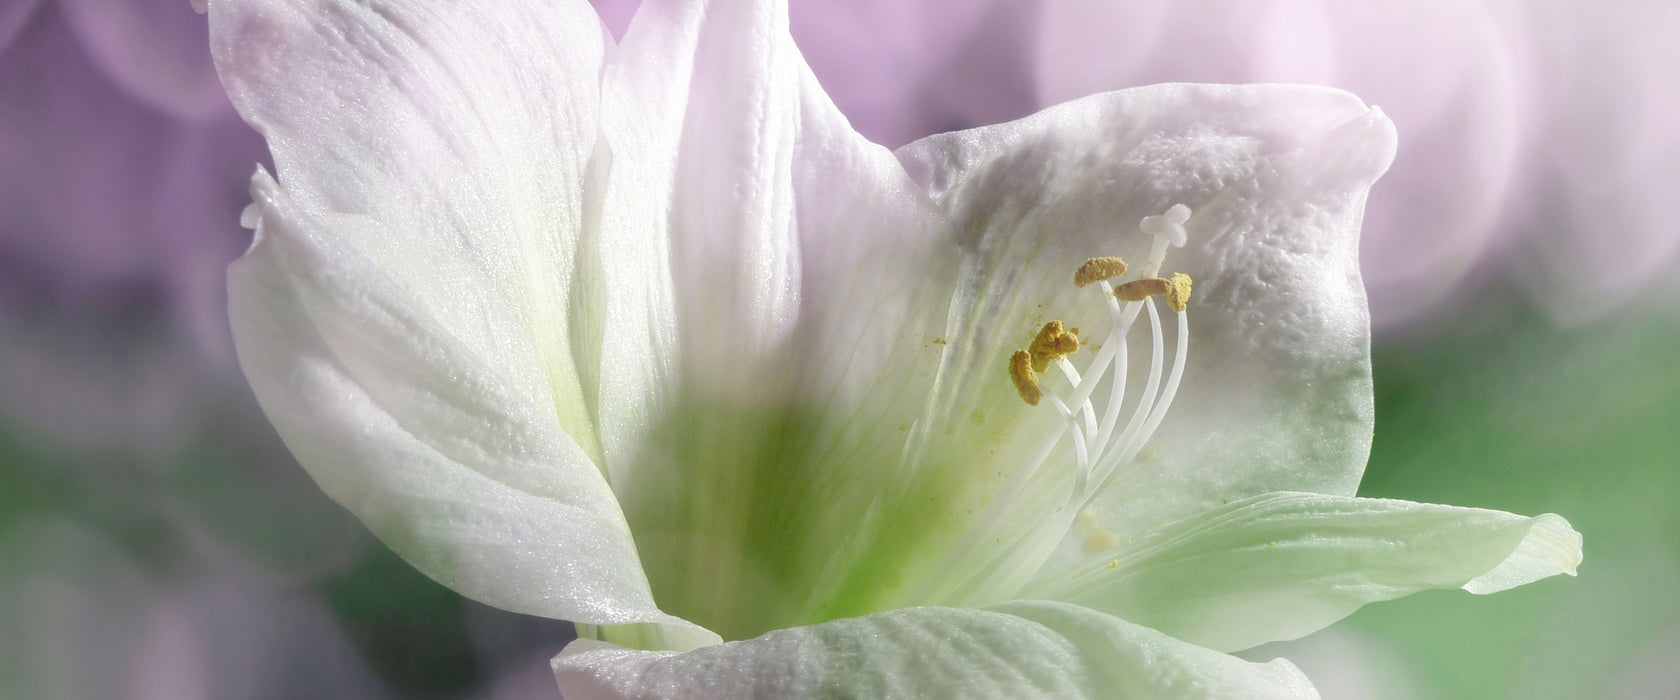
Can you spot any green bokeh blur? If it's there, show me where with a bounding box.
[1272,286,1680,699]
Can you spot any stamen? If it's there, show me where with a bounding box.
[1008,350,1042,406]
[1107,297,1166,484]
[1054,357,1101,455]
[1113,277,1170,302]
[1166,273,1193,313]
[1074,257,1128,287]
[1043,393,1091,473]
[1131,302,1189,462]
[935,204,1197,607]
[1028,320,1080,372]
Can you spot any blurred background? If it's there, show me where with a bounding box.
[2,0,1676,697]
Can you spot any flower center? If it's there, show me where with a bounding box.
[1005,203,1194,518]
[911,205,1197,606]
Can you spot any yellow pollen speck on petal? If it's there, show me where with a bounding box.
[1113,276,1171,302]
[1074,256,1128,287]
[1166,273,1192,312]
[1106,559,1119,569]
[1086,530,1119,554]
[1009,350,1042,406]
[1028,320,1080,372]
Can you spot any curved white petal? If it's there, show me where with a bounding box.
[211,0,612,465]
[1024,492,1582,653]
[889,84,1394,606]
[211,0,717,640]
[594,0,951,639]
[231,172,713,646]
[553,601,1318,699]
[591,77,1398,633]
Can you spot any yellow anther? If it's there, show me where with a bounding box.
[1112,276,1171,302]
[1028,320,1080,372]
[1074,256,1128,287]
[1166,272,1192,312]
[1008,350,1042,406]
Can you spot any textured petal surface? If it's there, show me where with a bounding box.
[892,84,1394,605]
[553,601,1318,699]
[213,0,716,642]
[1025,492,1582,652]
[232,174,712,645]
[212,0,612,465]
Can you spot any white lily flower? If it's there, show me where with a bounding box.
[211,0,1583,696]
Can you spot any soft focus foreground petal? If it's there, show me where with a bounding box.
[1026,492,1582,653]
[58,0,231,122]
[553,601,1318,699]
[596,0,950,639]
[894,84,1392,605]
[231,173,714,647]
[210,0,612,465]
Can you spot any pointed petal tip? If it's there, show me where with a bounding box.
[1351,101,1399,175]
[1304,96,1399,189]
[1463,512,1583,595]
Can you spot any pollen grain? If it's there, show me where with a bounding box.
[1008,350,1042,406]
[1028,320,1081,372]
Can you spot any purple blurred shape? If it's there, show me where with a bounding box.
[0,2,267,452]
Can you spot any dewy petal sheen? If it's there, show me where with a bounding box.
[211,0,1584,696]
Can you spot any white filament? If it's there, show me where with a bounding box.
[911,206,1194,605]
[1054,357,1100,455]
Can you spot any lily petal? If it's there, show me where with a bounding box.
[553,600,1319,699]
[211,0,612,466]
[1023,491,1582,653]
[594,0,952,639]
[891,84,1394,603]
[214,0,721,642]
[232,173,715,647]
